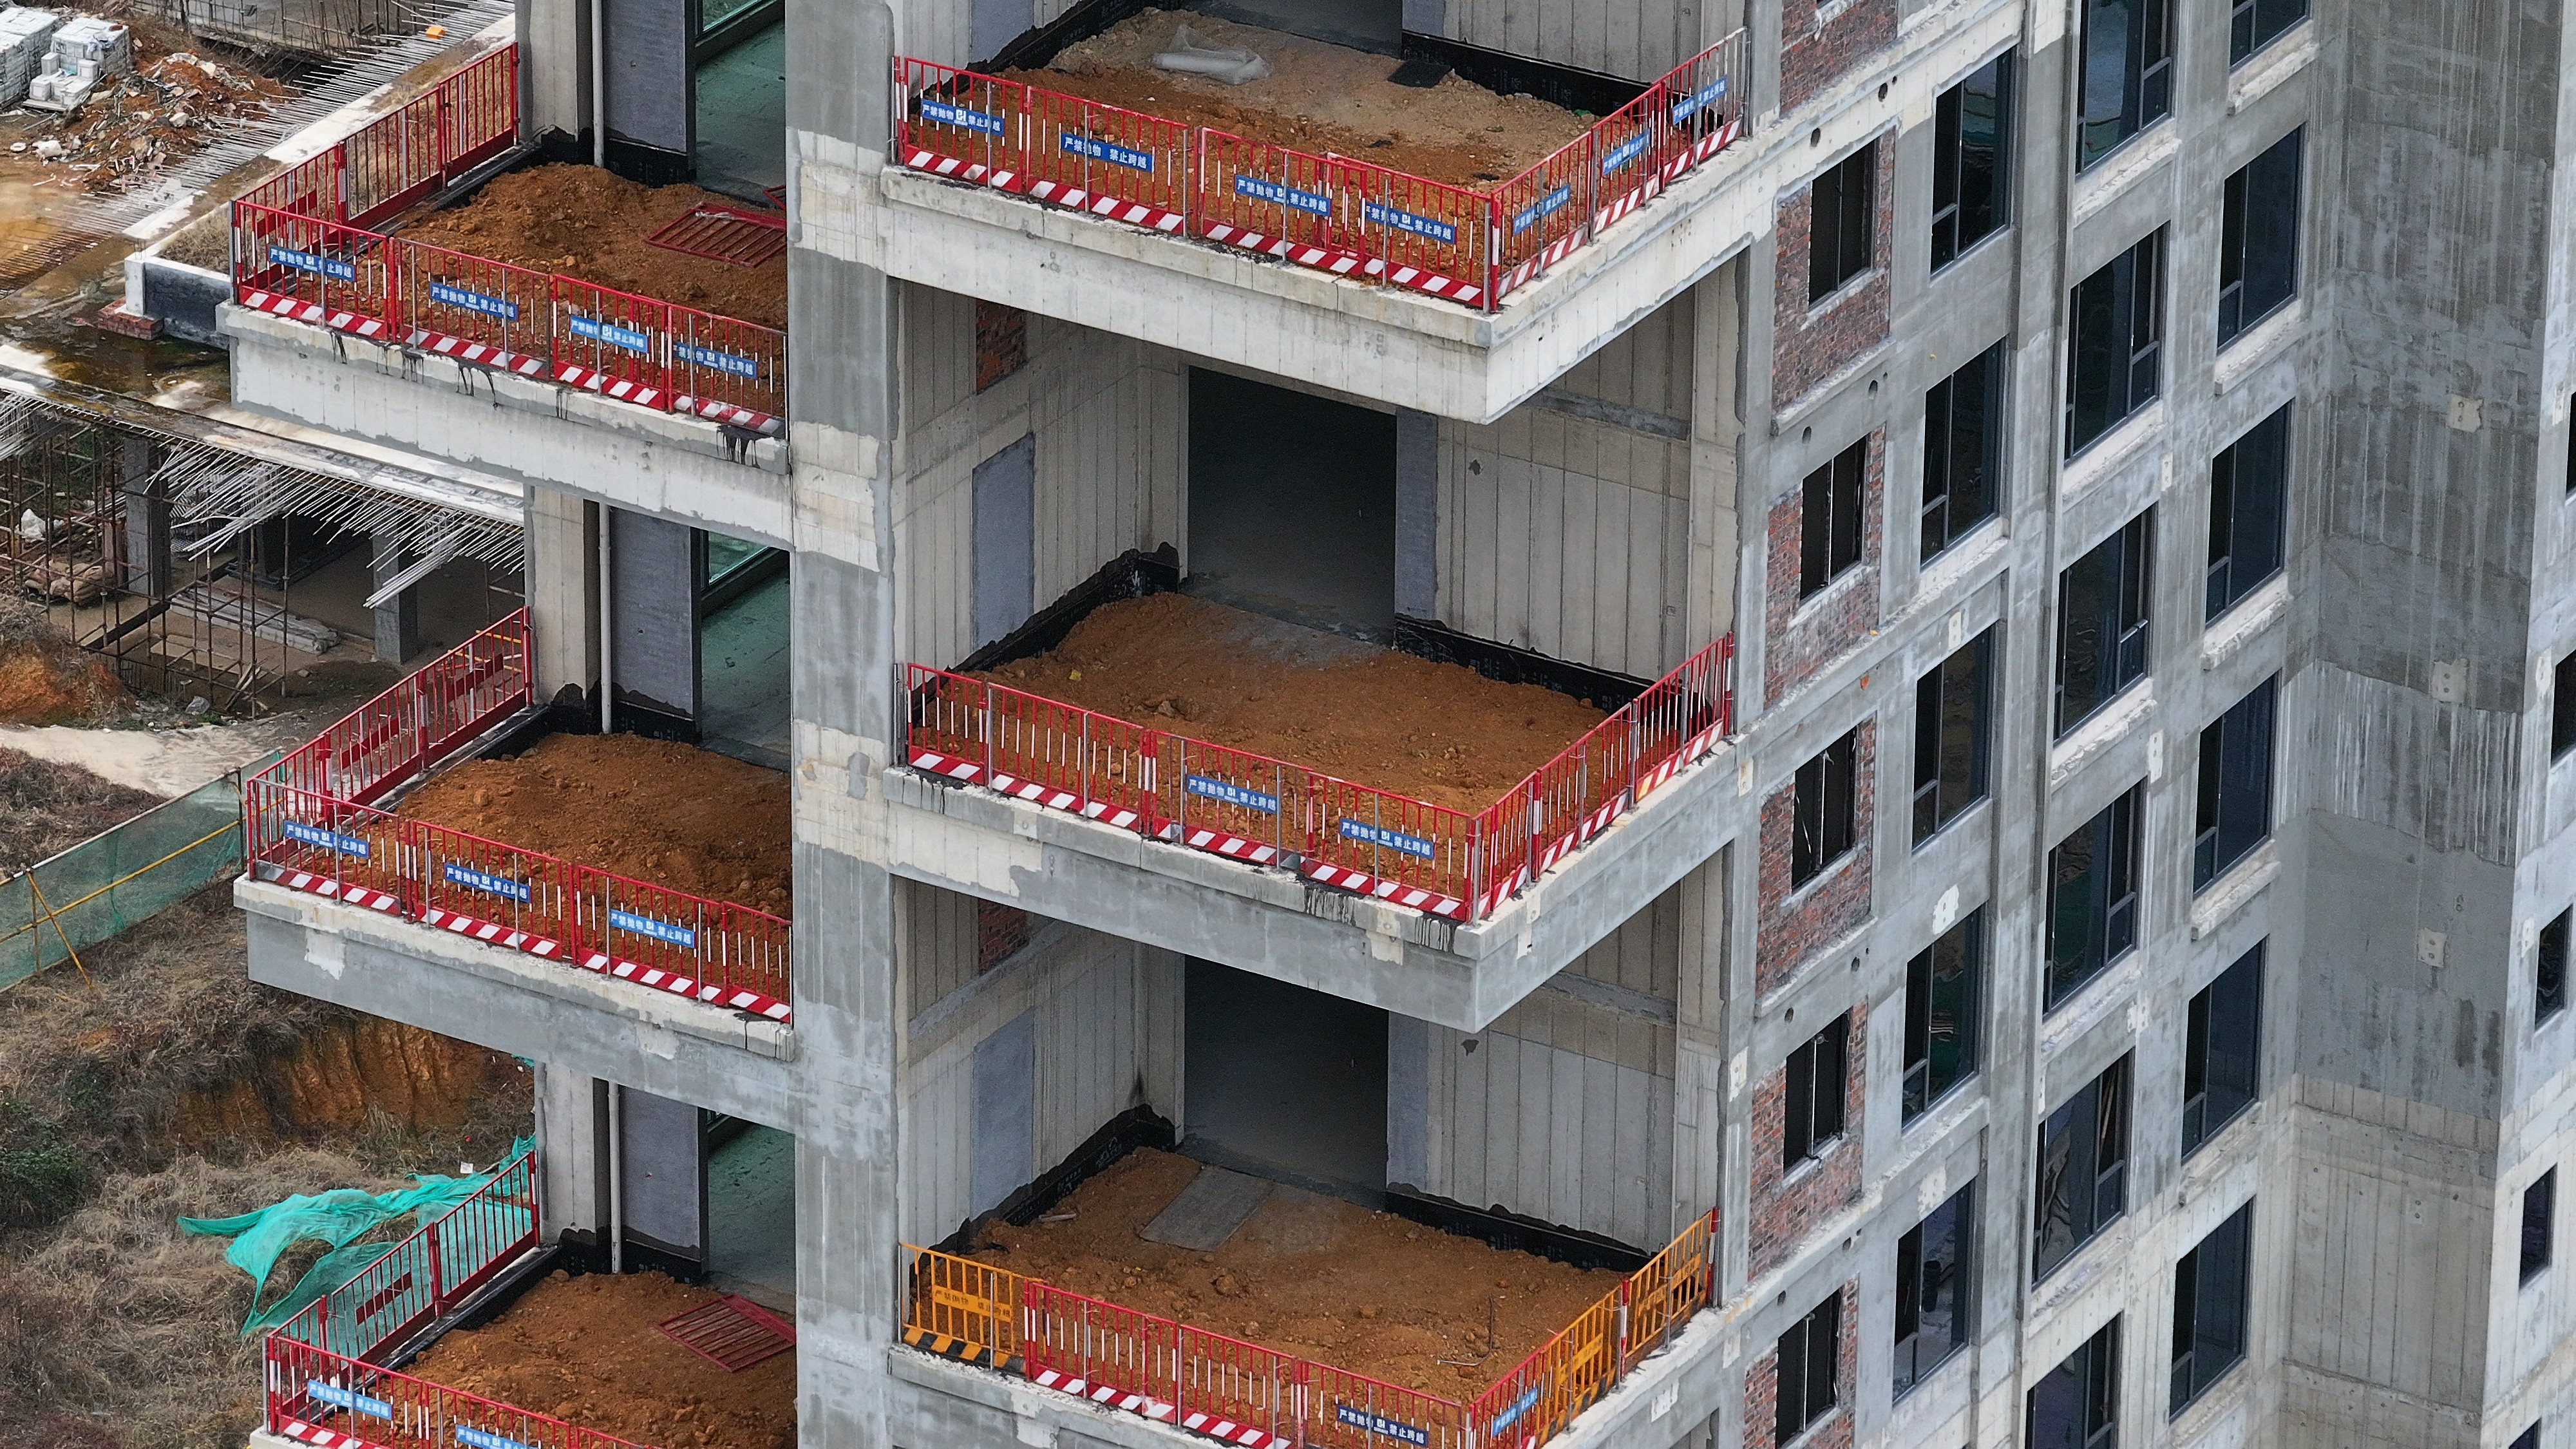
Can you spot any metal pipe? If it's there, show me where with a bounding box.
[598,504,613,733]
[607,1083,625,1273]
[589,0,605,168]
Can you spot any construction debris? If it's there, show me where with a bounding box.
[4,26,292,196]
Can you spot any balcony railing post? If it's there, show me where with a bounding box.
[981,682,996,784]
[426,1218,446,1308]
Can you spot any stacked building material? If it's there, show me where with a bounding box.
[0,6,60,106]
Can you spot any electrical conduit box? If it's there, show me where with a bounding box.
[0,6,61,106]
[23,14,126,112]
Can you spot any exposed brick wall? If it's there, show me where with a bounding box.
[1773,138,1895,407]
[975,301,1028,392]
[1781,0,1897,113]
[977,900,1032,972]
[1748,999,1868,1278]
[1743,1282,1861,1449]
[1763,434,1884,707]
[1754,723,1875,996]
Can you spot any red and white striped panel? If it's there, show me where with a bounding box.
[1301,860,1468,920]
[276,1418,390,1449]
[405,327,546,376]
[1472,864,1529,922]
[906,748,985,782]
[1028,1369,1286,1449]
[551,363,665,409]
[1180,826,1281,866]
[576,950,794,1023]
[1024,180,1188,234]
[982,770,1146,831]
[901,147,1019,192]
[419,906,566,959]
[676,395,785,437]
[242,289,393,341]
[1634,725,1725,798]
[1594,176,1664,232]
[265,868,403,914]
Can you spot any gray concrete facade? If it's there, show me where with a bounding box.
[222,1,2576,1448]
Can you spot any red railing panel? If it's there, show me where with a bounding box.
[1301,775,1477,916]
[1017,86,1193,220]
[574,867,792,1015]
[443,46,522,178]
[396,240,554,362]
[1298,1359,1472,1449]
[894,59,1033,184]
[668,303,788,424]
[267,1336,651,1449]
[1159,735,1309,867]
[244,783,415,909]
[231,204,398,330]
[550,276,674,407]
[415,822,579,951]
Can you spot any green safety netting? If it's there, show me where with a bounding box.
[179,1135,533,1334]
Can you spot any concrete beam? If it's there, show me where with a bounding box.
[237,879,799,1130]
[876,734,1752,1032]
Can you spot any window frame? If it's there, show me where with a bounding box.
[2183,943,2264,1157]
[1791,730,1861,887]
[1809,145,1878,304]
[1922,340,2008,564]
[1894,1180,1976,1400]
[2207,404,2291,621]
[2065,230,2165,457]
[2034,1056,2130,1281]
[1783,1013,1852,1171]
[2524,1170,2557,1284]
[2553,651,2576,759]
[1914,627,1994,843]
[2218,129,2304,348]
[2055,511,2155,736]
[2540,910,2569,1028]
[2046,786,2142,1010]
[2028,1318,2121,1449]
[2193,677,2278,891]
[2228,0,2307,64]
[1801,439,1870,598]
[1903,909,1985,1124]
[2076,0,2172,173]
[1931,50,2015,272]
[2169,1202,2253,1414]
[1776,1291,1842,1443]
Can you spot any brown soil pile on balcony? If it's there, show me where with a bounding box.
[406,1269,796,1449]
[974,593,1605,812]
[395,732,793,916]
[396,165,789,331]
[972,1148,1621,1394]
[1016,10,1593,190]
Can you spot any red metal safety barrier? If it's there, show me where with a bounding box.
[241,43,520,224]
[263,609,529,806]
[276,1148,539,1363]
[414,820,578,960]
[397,240,554,369]
[266,1334,651,1449]
[903,632,1731,924]
[245,784,415,914]
[893,31,1745,312]
[232,204,402,342]
[573,868,793,1021]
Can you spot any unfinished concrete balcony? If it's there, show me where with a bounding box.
[234,611,800,1117]
[867,15,1749,423]
[214,44,791,545]
[889,587,1736,1032]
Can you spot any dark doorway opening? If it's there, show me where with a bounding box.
[1184,959,1387,1192]
[1186,369,1397,641]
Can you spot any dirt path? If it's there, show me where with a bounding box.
[0,717,306,797]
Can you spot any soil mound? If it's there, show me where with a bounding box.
[0,746,160,868]
[395,733,793,916]
[0,600,131,728]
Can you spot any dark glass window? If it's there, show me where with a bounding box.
[2066,231,2164,456]
[2525,1170,2557,1283]
[1783,1013,1851,1170]
[2035,1056,2130,1280]
[1931,52,2014,271]
[2076,0,2171,171]
[2056,511,2154,734]
[2230,0,2307,63]
[1792,730,1861,887]
[2554,651,2576,757]
[1803,440,1868,597]
[2047,786,2141,1009]
[2194,678,2277,890]
[2510,1425,2539,1449]
[1810,144,1877,303]
[1923,341,2007,562]
[1894,1180,1975,1399]
[2029,1319,2121,1449]
[2541,911,2569,1027]
[2219,130,2304,347]
[1904,909,1984,1122]
[2170,1204,2253,1412]
[2183,943,2263,1157]
[2208,405,2290,620]
[1776,1291,1841,1444]
[1915,629,1994,842]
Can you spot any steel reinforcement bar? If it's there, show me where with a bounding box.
[891,29,1746,311]
[245,618,795,1023]
[902,632,1732,923]
[900,1206,1719,1449]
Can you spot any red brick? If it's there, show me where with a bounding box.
[1754,722,1875,996]
[1743,1281,1861,1449]
[1748,999,1869,1277]
[976,301,1028,392]
[977,900,1032,972]
[1774,138,1895,406]
[1763,435,1884,708]
[1781,0,1897,113]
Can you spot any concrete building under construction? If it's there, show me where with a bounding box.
[90,0,2576,1444]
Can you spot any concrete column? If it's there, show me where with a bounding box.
[1686,261,1742,652]
[1394,408,1439,621]
[535,1065,612,1257]
[116,435,169,600]
[521,0,593,149]
[371,540,421,665]
[524,486,600,707]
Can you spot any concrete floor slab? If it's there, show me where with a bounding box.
[696,23,786,202]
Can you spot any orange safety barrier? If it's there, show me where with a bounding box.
[903,632,1731,924]
[904,1207,1723,1449]
[266,1334,651,1449]
[893,32,1747,311]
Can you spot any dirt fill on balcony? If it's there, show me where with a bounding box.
[971,1148,1622,1395]
[1016,10,1595,189]
[406,1269,795,1449]
[974,593,1606,812]
[395,165,789,331]
[395,732,793,916]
